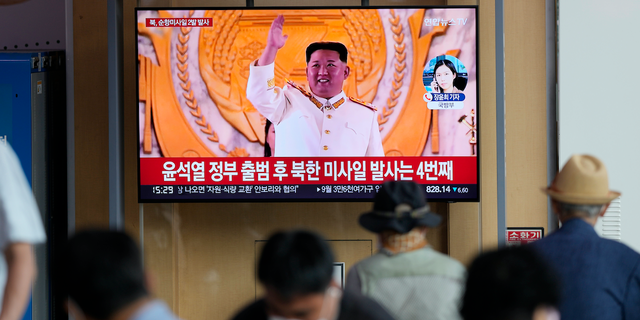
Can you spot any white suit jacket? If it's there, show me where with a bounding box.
[246,61,384,157]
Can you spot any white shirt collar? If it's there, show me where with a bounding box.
[312,91,347,110]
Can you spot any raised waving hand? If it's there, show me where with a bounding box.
[257,14,289,66]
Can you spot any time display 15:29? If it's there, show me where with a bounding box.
[152,186,174,194]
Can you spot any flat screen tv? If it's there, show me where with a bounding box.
[136,6,479,202]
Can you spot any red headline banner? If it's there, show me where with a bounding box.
[146,18,213,27]
[140,157,477,185]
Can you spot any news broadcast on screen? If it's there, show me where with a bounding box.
[136,7,479,201]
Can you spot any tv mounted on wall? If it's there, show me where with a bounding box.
[136,6,479,202]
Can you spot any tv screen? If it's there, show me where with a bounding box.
[136,6,479,202]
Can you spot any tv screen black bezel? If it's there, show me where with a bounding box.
[135,5,480,203]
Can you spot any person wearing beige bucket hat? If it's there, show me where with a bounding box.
[544,154,620,208]
[532,154,640,320]
[345,181,465,320]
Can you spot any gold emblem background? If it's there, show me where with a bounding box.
[138,9,448,157]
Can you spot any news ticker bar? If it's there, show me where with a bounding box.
[140,184,478,201]
[140,156,478,185]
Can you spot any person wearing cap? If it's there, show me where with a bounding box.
[246,14,384,157]
[531,154,640,320]
[345,181,465,320]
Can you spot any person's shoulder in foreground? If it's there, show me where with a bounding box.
[0,142,46,320]
[0,142,46,246]
[232,290,394,320]
[230,299,267,320]
[67,229,180,320]
[338,288,396,320]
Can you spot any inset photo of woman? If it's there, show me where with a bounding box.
[423,55,468,94]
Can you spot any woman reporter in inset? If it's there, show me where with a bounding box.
[264,119,275,157]
[430,59,464,93]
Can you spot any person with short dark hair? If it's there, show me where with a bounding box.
[531,154,640,320]
[346,181,465,320]
[66,230,179,320]
[246,14,384,157]
[231,230,394,320]
[460,246,560,320]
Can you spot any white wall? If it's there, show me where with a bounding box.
[558,0,640,252]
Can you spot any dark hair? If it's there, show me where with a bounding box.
[306,42,348,64]
[258,230,334,300]
[264,119,273,157]
[433,59,458,91]
[460,246,560,320]
[67,230,148,320]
